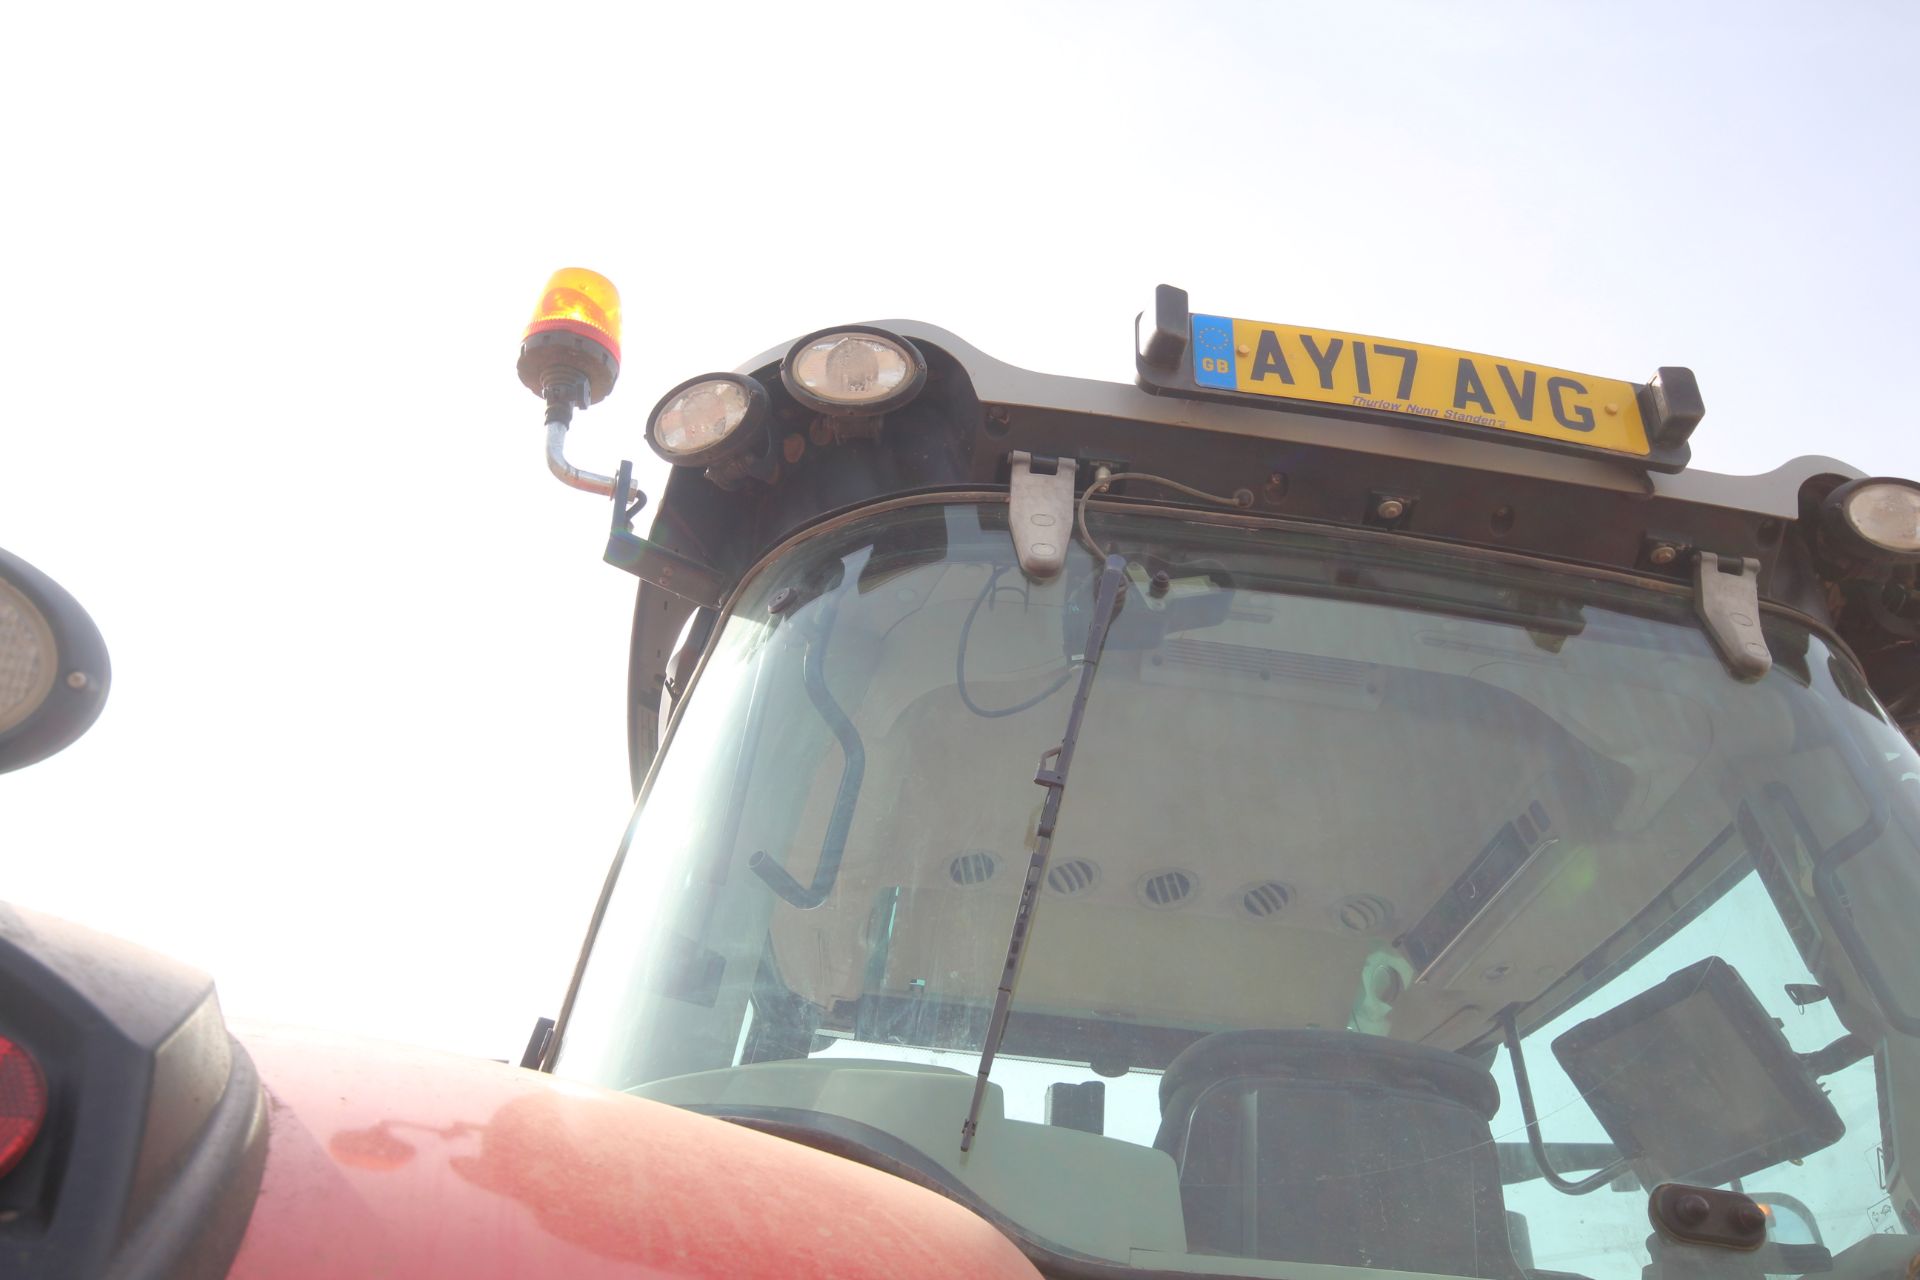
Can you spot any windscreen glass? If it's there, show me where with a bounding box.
[557,502,1920,1280]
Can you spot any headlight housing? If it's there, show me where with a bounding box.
[780,326,927,417]
[646,373,772,479]
[1824,477,1920,563]
[0,548,110,775]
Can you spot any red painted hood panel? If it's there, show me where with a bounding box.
[227,1025,1041,1280]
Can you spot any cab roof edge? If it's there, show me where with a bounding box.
[729,321,1865,522]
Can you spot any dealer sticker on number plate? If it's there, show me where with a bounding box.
[1189,314,1650,457]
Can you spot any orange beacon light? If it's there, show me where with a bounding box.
[517,268,622,409]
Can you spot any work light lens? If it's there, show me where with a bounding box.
[0,581,55,736]
[654,379,751,457]
[790,333,913,406]
[1843,481,1920,554]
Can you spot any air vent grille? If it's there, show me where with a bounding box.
[1137,870,1196,909]
[1337,893,1394,934]
[1239,881,1294,919]
[949,851,997,886]
[1045,858,1100,897]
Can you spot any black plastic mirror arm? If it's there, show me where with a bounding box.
[1498,1008,1634,1196]
[748,624,865,911]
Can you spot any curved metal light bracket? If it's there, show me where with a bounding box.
[545,419,621,498]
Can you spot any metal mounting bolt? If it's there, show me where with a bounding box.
[1375,497,1407,521]
[1649,542,1681,566]
[65,671,88,689]
[768,588,797,615]
[1149,571,1171,598]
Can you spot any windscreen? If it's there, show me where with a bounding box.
[556,502,1920,1280]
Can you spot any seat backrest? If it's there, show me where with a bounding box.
[1154,1030,1521,1280]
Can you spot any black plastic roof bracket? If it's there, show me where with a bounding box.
[1007,451,1077,581]
[1135,284,1190,373]
[1693,552,1772,679]
[1642,366,1706,453]
[602,461,722,607]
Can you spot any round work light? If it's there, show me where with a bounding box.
[0,549,110,775]
[780,326,926,416]
[0,579,57,738]
[646,373,772,472]
[1824,477,1920,563]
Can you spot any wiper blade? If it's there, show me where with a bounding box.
[961,554,1129,1152]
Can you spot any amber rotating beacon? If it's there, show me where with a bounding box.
[517,268,627,496]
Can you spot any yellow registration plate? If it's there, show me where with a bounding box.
[1189,314,1650,457]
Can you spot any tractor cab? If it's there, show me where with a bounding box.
[523,275,1920,1280]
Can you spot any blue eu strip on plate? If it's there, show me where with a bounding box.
[1190,314,1237,389]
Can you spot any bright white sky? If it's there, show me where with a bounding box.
[2,2,1916,1062]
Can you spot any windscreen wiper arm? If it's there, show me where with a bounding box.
[960,554,1129,1152]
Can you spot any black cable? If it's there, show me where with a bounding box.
[1076,469,1253,560]
[955,564,1081,718]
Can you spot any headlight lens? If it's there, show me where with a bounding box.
[792,335,907,403]
[655,380,750,457]
[1841,481,1920,555]
[646,374,770,468]
[0,580,55,736]
[781,327,926,415]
